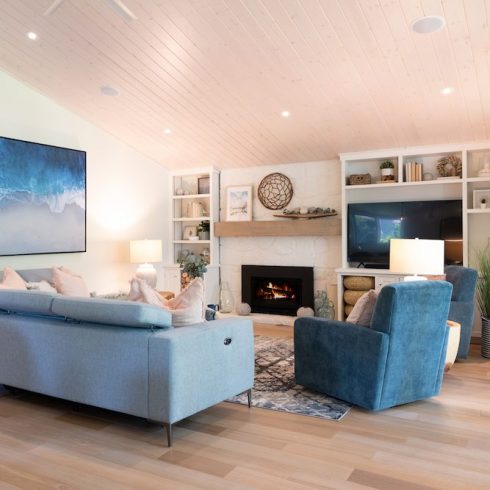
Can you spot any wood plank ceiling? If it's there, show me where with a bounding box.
[0,0,489,170]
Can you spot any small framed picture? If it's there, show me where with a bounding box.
[198,177,210,194]
[226,185,253,221]
[183,226,197,240]
[473,189,490,209]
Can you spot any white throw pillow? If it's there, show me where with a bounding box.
[346,289,378,327]
[26,280,57,293]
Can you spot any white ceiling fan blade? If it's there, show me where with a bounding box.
[105,0,137,22]
[43,0,66,16]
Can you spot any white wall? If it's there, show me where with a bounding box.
[0,70,169,293]
[219,160,341,311]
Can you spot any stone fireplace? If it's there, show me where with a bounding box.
[241,265,314,316]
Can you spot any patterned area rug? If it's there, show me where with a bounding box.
[228,336,351,421]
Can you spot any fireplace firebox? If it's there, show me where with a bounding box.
[241,265,314,316]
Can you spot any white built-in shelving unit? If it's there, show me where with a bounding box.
[163,167,220,304]
[337,142,490,320]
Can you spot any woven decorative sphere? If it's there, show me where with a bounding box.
[257,173,293,210]
[297,307,314,317]
[236,302,251,316]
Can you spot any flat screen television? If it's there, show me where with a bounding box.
[348,200,462,268]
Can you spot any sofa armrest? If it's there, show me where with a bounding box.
[147,318,254,424]
[294,317,389,410]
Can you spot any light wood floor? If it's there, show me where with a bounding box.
[1,324,490,489]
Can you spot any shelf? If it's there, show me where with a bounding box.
[467,209,490,214]
[173,240,211,244]
[466,177,490,183]
[172,217,210,222]
[215,219,341,237]
[345,179,462,190]
[172,193,210,199]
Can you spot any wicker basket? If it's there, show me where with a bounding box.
[344,305,354,317]
[343,289,368,306]
[343,276,375,291]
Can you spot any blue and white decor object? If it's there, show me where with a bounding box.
[0,136,86,255]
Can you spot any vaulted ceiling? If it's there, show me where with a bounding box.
[0,0,489,169]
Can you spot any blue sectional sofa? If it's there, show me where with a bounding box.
[0,269,254,446]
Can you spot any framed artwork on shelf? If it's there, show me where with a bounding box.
[226,185,253,221]
[198,176,210,194]
[473,189,490,209]
[183,226,198,240]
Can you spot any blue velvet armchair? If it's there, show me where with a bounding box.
[444,266,478,359]
[294,281,452,411]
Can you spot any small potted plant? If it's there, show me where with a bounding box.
[481,198,487,210]
[197,220,210,240]
[380,161,395,182]
[178,250,207,289]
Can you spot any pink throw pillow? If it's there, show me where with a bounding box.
[166,278,205,326]
[0,267,27,290]
[129,277,166,307]
[346,289,378,326]
[52,267,90,298]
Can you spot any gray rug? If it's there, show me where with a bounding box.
[228,335,351,420]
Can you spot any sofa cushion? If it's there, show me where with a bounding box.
[0,290,57,316]
[51,296,172,329]
[15,268,54,284]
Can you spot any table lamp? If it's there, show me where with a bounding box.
[389,238,444,281]
[130,239,162,288]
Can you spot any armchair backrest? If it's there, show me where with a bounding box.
[444,265,477,302]
[370,281,452,408]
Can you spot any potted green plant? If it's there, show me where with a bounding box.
[476,247,490,358]
[197,220,210,240]
[380,160,395,182]
[177,250,207,289]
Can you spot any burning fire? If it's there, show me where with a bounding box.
[256,281,296,301]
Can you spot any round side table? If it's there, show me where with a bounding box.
[445,320,461,371]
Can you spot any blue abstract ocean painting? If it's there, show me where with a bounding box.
[0,136,86,255]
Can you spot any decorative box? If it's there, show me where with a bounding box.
[349,173,371,185]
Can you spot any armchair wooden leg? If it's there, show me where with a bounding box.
[163,423,173,447]
[247,388,252,408]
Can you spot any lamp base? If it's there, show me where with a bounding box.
[403,275,428,282]
[135,263,157,288]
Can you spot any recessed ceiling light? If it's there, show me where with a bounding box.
[440,87,455,95]
[100,85,119,96]
[281,110,291,118]
[26,32,38,40]
[411,15,445,34]
[164,128,172,134]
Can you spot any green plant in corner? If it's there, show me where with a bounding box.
[380,160,394,169]
[476,247,490,320]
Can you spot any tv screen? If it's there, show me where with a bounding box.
[0,136,86,256]
[348,200,462,268]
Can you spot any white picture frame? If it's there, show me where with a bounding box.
[473,189,490,209]
[183,226,197,240]
[226,185,253,221]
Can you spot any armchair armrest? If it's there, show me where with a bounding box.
[294,317,389,410]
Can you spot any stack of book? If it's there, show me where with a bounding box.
[405,161,423,182]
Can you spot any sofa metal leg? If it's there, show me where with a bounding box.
[247,388,252,408]
[163,423,173,447]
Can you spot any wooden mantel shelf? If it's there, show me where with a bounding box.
[214,218,341,237]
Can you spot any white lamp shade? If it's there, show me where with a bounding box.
[389,238,444,275]
[130,240,162,264]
